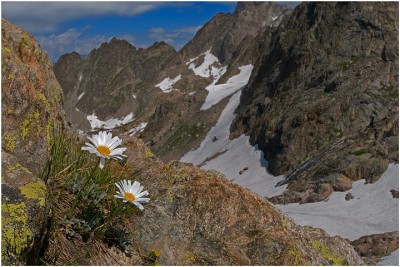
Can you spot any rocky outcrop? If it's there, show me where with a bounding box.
[180,2,289,65]
[1,19,67,265]
[46,135,365,265]
[351,231,399,265]
[53,51,83,98]
[231,2,399,203]
[56,38,138,122]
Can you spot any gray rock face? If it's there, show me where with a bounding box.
[53,51,83,97]
[231,2,399,203]
[54,38,137,123]
[181,1,289,65]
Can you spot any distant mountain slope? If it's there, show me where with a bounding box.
[231,2,399,203]
[180,2,289,65]
[53,2,289,162]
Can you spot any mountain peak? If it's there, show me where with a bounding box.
[97,37,136,52]
[149,40,174,49]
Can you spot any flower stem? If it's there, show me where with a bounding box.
[71,158,101,211]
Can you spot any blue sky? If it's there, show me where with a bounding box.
[2,1,298,62]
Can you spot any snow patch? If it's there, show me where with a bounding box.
[127,122,148,136]
[181,89,286,197]
[78,92,85,100]
[187,50,226,79]
[380,249,399,266]
[156,75,181,93]
[87,113,134,130]
[277,163,399,241]
[186,55,199,65]
[201,64,253,110]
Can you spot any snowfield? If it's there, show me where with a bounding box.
[278,163,399,266]
[277,163,399,241]
[380,249,399,266]
[182,64,287,197]
[87,112,134,130]
[201,65,254,110]
[127,122,148,136]
[187,50,254,110]
[155,75,181,93]
[187,50,227,79]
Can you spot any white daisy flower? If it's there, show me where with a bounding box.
[114,180,150,210]
[81,131,126,169]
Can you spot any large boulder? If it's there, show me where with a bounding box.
[1,19,67,265]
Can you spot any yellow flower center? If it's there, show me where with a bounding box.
[124,192,136,202]
[97,145,111,156]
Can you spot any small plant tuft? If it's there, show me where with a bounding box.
[43,130,143,257]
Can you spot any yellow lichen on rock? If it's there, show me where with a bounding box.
[46,117,54,151]
[311,240,344,266]
[6,163,32,174]
[37,93,51,110]
[20,110,40,141]
[4,133,16,152]
[20,180,47,207]
[1,203,33,255]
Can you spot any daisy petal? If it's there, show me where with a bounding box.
[136,191,149,198]
[133,201,144,210]
[135,197,150,203]
[131,181,140,194]
[108,137,122,150]
[115,182,124,194]
[109,147,127,156]
[87,136,99,147]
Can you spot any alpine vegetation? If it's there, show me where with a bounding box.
[39,129,151,264]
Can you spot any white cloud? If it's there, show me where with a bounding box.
[148,25,201,45]
[116,34,137,46]
[37,28,139,61]
[37,28,108,60]
[175,26,202,34]
[2,2,160,34]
